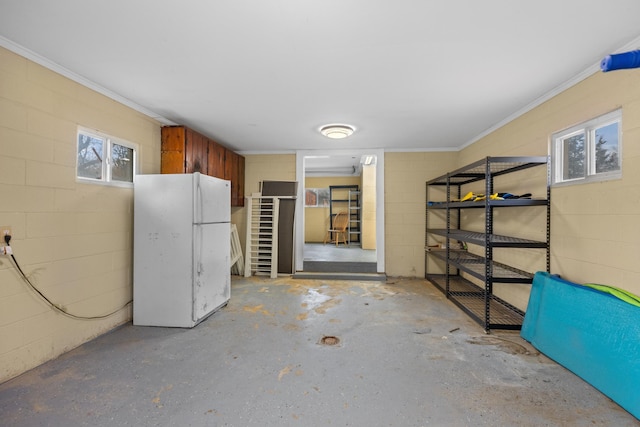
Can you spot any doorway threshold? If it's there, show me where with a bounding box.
[292,271,387,281]
[303,260,377,273]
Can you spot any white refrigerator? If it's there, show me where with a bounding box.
[133,172,231,327]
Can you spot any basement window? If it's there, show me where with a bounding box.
[551,109,622,186]
[305,188,330,207]
[76,127,138,186]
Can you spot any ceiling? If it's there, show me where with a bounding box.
[1,1,640,175]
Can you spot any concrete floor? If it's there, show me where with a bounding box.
[1,276,638,426]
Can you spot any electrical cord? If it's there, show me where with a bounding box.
[4,234,132,320]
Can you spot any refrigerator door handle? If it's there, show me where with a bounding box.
[193,224,201,322]
[194,173,202,225]
[194,224,202,275]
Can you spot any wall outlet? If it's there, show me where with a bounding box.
[1,226,12,239]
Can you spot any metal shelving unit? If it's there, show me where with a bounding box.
[424,156,550,332]
[329,185,360,245]
[347,189,361,244]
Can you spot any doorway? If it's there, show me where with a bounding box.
[294,149,385,274]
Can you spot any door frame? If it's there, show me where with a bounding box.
[295,149,385,273]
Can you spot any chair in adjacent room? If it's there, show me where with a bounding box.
[324,211,349,246]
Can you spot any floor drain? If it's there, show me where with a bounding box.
[320,335,340,346]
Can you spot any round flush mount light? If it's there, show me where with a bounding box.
[319,124,355,139]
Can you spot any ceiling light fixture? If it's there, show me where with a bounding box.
[319,124,355,139]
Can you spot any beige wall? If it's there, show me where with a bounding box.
[361,165,376,249]
[0,47,161,382]
[303,176,360,243]
[305,206,329,243]
[457,68,640,307]
[384,152,458,277]
[232,154,297,257]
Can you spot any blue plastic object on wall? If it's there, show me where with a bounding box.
[601,50,640,72]
[521,272,640,419]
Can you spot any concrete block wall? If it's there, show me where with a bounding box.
[459,69,640,302]
[384,151,458,277]
[232,154,297,258]
[0,47,161,382]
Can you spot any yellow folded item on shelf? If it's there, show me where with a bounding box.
[474,193,506,201]
[460,191,475,202]
[459,191,485,202]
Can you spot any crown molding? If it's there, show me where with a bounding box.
[461,34,640,150]
[0,36,176,125]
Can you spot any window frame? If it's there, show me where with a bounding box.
[76,127,138,187]
[551,109,622,186]
[305,188,330,207]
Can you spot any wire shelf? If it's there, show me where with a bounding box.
[425,274,525,329]
[428,250,533,282]
[427,229,547,248]
[426,156,549,186]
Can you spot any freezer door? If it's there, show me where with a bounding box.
[192,222,231,322]
[193,172,231,224]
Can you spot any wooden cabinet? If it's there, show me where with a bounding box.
[161,126,245,207]
[186,128,207,173]
[160,126,187,173]
[230,152,244,207]
[207,140,226,178]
